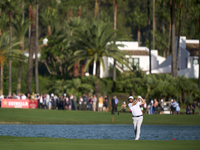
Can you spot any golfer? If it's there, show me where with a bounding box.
[128,96,145,140]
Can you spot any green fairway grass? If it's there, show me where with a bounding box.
[0,108,200,125]
[0,136,200,150]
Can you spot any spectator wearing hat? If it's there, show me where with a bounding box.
[128,96,145,140]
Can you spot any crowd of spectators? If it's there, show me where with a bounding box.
[0,93,200,115]
[0,93,111,112]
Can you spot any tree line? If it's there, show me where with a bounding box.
[0,0,200,100]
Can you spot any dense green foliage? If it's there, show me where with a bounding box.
[0,0,200,101]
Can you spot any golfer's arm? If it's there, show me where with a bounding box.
[140,98,145,105]
[132,99,138,106]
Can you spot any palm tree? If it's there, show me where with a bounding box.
[175,2,183,78]
[113,0,117,82]
[0,10,8,95]
[12,16,29,94]
[35,0,39,94]
[171,0,176,77]
[71,20,130,97]
[27,6,36,94]
[147,0,151,74]
[0,0,20,96]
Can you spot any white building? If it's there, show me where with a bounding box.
[149,36,199,78]
[89,41,165,78]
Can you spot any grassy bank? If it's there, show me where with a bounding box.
[0,136,200,150]
[0,108,200,125]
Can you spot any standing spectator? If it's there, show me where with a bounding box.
[170,99,173,114]
[98,96,103,112]
[88,96,93,111]
[191,101,196,114]
[92,95,97,111]
[103,95,109,112]
[153,99,158,114]
[186,105,191,114]
[39,94,44,109]
[114,96,119,112]
[171,99,177,114]
[111,96,115,114]
[83,94,88,110]
[176,103,180,114]
[70,94,74,110]
[73,95,77,110]
[159,99,164,114]
[143,99,147,114]
[150,100,154,114]
[53,94,58,110]
[0,94,4,107]
[21,93,26,100]
[79,96,83,110]
[65,97,71,110]
[198,100,200,115]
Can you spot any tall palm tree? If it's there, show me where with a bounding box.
[113,0,117,82]
[147,0,151,74]
[27,6,36,94]
[71,20,130,97]
[171,0,176,77]
[153,0,155,50]
[175,2,183,78]
[0,0,20,96]
[35,0,39,94]
[13,16,29,94]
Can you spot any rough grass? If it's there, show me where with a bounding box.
[0,108,200,125]
[0,136,200,150]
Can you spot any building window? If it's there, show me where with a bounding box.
[193,58,198,66]
[133,58,139,70]
[123,58,139,71]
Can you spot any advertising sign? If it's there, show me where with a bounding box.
[1,99,38,109]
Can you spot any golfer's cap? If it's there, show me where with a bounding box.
[138,95,142,99]
[161,99,163,102]
[128,96,134,100]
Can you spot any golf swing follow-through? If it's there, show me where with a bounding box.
[128,95,145,140]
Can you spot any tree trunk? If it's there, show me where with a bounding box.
[17,42,23,94]
[17,0,24,94]
[171,0,176,77]
[148,0,151,74]
[175,2,183,78]
[137,28,140,46]
[35,0,39,94]
[153,0,155,49]
[198,17,200,89]
[27,7,36,94]
[167,21,171,57]
[113,0,117,81]
[81,60,85,77]
[73,7,81,77]
[0,10,3,95]
[95,61,101,98]
[0,66,3,95]
[8,11,12,96]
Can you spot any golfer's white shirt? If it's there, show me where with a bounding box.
[128,102,142,116]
